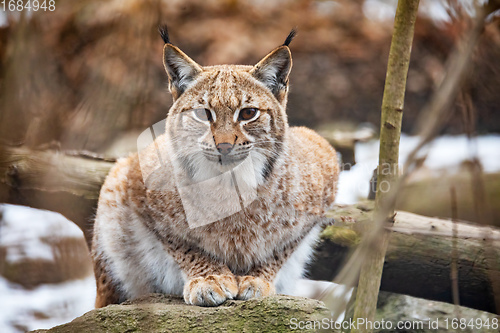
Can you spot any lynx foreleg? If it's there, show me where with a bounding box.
[160,238,238,306]
[237,225,321,299]
[235,245,295,300]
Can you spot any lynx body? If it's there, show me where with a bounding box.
[92,28,339,307]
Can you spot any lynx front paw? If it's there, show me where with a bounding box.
[236,276,276,300]
[183,274,238,306]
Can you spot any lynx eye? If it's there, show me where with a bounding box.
[193,108,213,122]
[238,108,259,122]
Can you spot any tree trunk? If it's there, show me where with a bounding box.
[352,1,420,331]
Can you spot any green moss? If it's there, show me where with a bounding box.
[321,226,361,246]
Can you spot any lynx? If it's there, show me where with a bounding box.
[91,26,339,307]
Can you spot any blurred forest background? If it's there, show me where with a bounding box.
[1,0,500,332]
[1,0,499,154]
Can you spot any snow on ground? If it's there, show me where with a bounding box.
[0,205,95,333]
[0,275,96,333]
[0,204,84,263]
[336,134,500,204]
[423,135,500,173]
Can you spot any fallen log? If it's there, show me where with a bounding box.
[1,145,499,313]
[310,201,500,314]
[0,144,114,246]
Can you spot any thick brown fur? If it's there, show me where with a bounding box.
[92,31,339,307]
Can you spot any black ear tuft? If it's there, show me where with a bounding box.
[283,28,297,47]
[159,24,170,44]
[163,44,202,100]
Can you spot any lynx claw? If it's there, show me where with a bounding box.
[183,274,238,306]
[236,276,276,300]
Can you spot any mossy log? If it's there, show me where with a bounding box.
[310,201,500,314]
[29,293,499,333]
[30,295,332,333]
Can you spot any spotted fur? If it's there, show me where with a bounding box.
[91,31,339,307]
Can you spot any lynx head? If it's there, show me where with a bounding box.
[160,26,296,186]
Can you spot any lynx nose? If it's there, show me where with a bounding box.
[216,142,233,156]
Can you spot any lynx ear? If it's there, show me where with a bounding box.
[162,44,202,100]
[250,46,292,103]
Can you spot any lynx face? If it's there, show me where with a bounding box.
[163,43,293,186]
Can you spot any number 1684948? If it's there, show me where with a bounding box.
[2,0,56,12]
